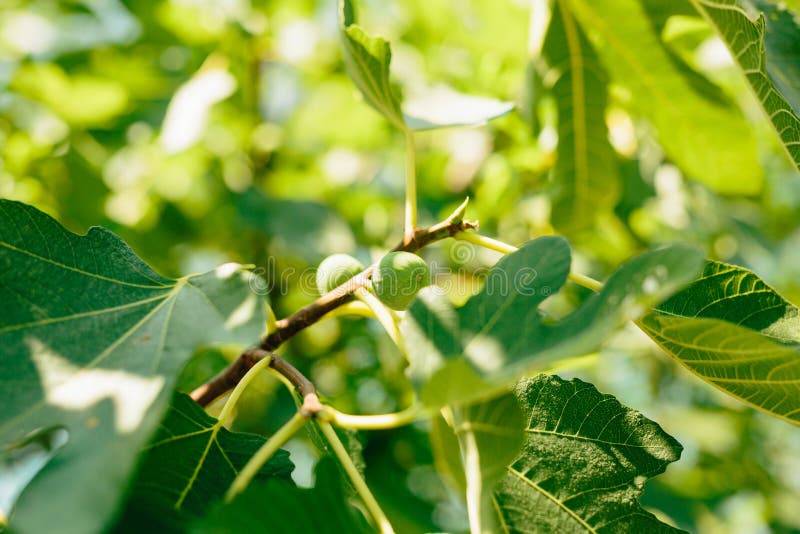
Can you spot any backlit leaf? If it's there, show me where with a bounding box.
[567,0,764,194]
[436,395,524,533]
[689,0,800,170]
[639,261,800,425]
[338,0,406,130]
[545,0,619,233]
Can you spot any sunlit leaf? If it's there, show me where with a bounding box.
[750,0,800,114]
[338,0,515,133]
[493,375,684,533]
[567,0,763,194]
[401,237,705,407]
[11,63,128,126]
[638,261,800,425]
[688,0,800,170]
[338,0,406,130]
[544,0,619,233]
[0,200,266,534]
[403,86,515,131]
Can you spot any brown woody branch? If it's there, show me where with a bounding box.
[236,349,322,416]
[190,206,477,407]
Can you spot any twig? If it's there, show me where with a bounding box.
[217,354,273,427]
[319,404,426,430]
[191,204,476,406]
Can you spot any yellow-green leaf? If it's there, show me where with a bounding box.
[639,261,800,425]
[545,0,619,233]
[567,0,763,194]
[688,0,800,171]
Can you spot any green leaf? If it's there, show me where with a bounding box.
[430,413,468,492]
[193,457,372,534]
[11,64,128,126]
[338,0,515,132]
[435,395,525,534]
[0,200,266,534]
[493,374,685,533]
[545,0,619,233]
[638,261,800,425]
[339,0,406,130]
[567,0,764,194]
[0,426,69,530]
[401,237,705,408]
[118,392,293,524]
[402,86,515,131]
[688,0,800,170]
[306,420,366,496]
[750,0,800,114]
[641,0,734,106]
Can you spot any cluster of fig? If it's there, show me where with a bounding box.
[315,251,431,310]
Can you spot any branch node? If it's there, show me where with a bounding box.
[300,392,324,418]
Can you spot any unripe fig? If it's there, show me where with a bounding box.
[316,254,364,294]
[372,252,431,310]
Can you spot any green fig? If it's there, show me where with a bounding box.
[372,251,431,310]
[316,253,364,294]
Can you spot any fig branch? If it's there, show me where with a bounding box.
[190,199,477,406]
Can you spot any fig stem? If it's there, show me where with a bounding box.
[318,420,396,533]
[225,412,307,503]
[354,287,407,356]
[191,203,477,407]
[404,128,417,242]
[318,404,426,430]
[455,231,604,292]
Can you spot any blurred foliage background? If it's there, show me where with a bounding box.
[1,0,800,532]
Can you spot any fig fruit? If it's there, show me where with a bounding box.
[372,252,431,310]
[316,253,364,294]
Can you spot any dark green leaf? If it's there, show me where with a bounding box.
[0,200,266,534]
[192,457,372,534]
[120,392,293,523]
[401,237,705,407]
[493,374,685,533]
[638,261,800,425]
